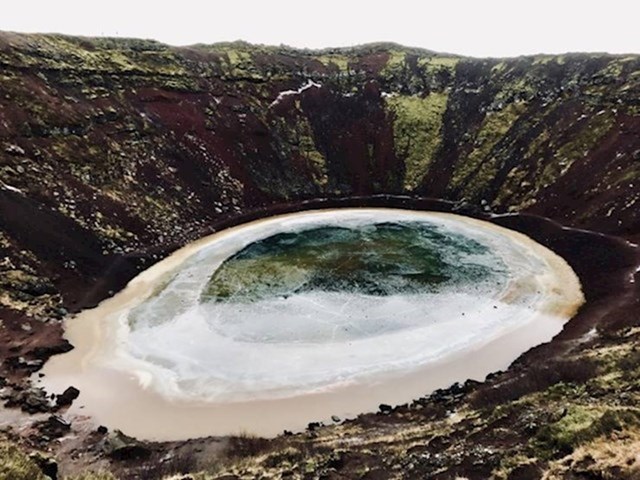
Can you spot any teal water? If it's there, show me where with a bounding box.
[201,222,507,304]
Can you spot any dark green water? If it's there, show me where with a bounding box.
[201,222,506,303]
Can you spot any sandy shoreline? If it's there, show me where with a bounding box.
[39,208,584,440]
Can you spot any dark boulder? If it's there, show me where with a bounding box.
[55,386,80,408]
[103,430,151,460]
[307,422,322,431]
[31,342,73,360]
[29,452,58,480]
[37,415,71,439]
[5,356,44,373]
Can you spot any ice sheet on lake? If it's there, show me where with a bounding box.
[112,210,565,402]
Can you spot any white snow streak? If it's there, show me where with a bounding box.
[269,80,322,108]
[0,181,23,194]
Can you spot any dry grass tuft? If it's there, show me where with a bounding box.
[0,442,46,480]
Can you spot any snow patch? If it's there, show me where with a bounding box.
[269,80,322,108]
[580,327,598,343]
[0,181,23,194]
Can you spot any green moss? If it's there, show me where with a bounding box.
[65,472,119,480]
[532,56,558,66]
[534,406,602,456]
[538,111,614,188]
[270,114,328,190]
[162,77,200,92]
[317,54,350,71]
[210,45,265,80]
[379,50,411,83]
[419,56,459,73]
[303,146,329,187]
[613,163,640,188]
[492,454,539,480]
[543,382,588,402]
[385,50,407,71]
[0,443,46,480]
[2,34,187,76]
[495,77,536,105]
[386,92,448,191]
[450,101,527,197]
[599,60,624,78]
[494,125,551,208]
[533,407,640,459]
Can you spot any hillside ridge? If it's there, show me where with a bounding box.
[0,31,639,480]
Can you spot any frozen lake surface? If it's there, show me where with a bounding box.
[41,209,584,438]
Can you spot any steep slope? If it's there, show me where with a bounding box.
[0,33,638,479]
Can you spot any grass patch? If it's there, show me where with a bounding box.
[450,101,527,198]
[386,93,448,190]
[534,408,640,459]
[64,472,118,480]
[224,433,272,459]
[0,443,46,480]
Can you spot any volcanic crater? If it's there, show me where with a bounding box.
[0,33,638,480]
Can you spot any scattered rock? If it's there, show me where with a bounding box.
[55,386,80,408]
[4,144,26,156]
[36,415,71,439]
[331,415,341,423]
[103,430,151,460]
[97,425,108,435]
[29,451,58,480]
[428,383,469,406]
[19,279,56,297]
[4,387,51,413]
[307,422,321,431]
[463,379,482,391]
[5,356,45,373]
[573,454,596,472]
[326,452,345,470]
[552,407,568,421]
[485,370,504,381]
[378,404,393,414]
[427,435,452,453]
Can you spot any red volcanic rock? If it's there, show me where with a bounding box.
[0,33,637,479]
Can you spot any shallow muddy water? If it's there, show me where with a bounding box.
[41,209,584,439]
